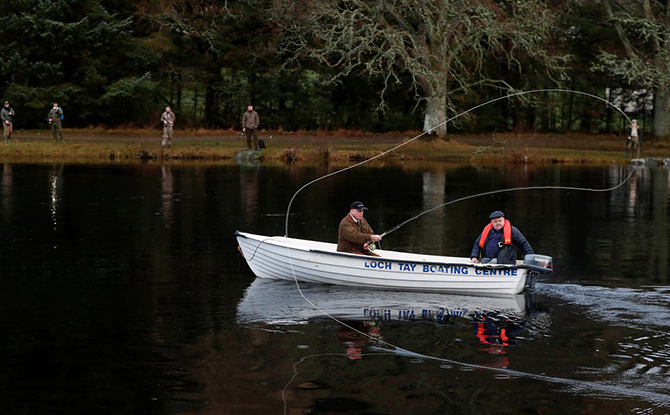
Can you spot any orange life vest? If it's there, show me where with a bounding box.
[478,220,512,248]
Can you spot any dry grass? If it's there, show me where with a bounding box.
[1,130,669,165]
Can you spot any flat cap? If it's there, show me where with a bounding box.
[489,210,504,219]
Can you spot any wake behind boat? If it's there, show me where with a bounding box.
[235,231,552,295]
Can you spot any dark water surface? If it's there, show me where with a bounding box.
[0,162,669,414]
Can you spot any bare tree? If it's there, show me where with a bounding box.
[594,0,670,141]
[275,0,565,139]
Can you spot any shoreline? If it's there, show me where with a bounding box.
[1,129,668,166]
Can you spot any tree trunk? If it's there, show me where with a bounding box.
[605,82,613,133]
[193,88,198,127]
[526,106,536,132]
[653,86,670,142]
[204,83,217,128]
[176,73,183,112]
[541,90,549,132]
[653,0,670,142]
[417,67,448,140]
[423,94,447,139]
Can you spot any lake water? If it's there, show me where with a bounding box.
[0,161,669,414]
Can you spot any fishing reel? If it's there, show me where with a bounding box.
[367,241,382,251]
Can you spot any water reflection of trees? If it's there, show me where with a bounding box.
[606,167,669,282]
[160,165,174,228]
[1,163,12,220]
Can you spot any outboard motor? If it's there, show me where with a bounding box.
[524,254,553,274]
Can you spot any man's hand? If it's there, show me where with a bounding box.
[370,234,382,242]
[470,257,478,264]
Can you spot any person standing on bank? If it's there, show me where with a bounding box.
[624,119,642,159]
[160,106,176,149]
[1,101,15,142]
[470,211,534,265]
[47,102,64,142]
[337,201,383,256]
[241,105,260,149]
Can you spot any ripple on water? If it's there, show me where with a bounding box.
[535,283,670,330]
[537,283,670,398]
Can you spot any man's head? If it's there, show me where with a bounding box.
[631,119,637,126]
[53,102,58,108]
[349,201,368,220]
[489,210,505,231]
[247,105,254,112]
[165,106,171,112]
[4,102,8,107]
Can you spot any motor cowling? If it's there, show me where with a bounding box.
[523,254,553,274]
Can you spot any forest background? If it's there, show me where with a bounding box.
[2,0,670,142]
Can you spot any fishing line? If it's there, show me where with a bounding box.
[273,88,646,405]
[373,346,670,407]
[278,343,670,412]
[281,88,634,337]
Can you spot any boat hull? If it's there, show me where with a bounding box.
[236,231,531,295]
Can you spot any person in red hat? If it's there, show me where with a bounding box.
[470,210,534,265]
[337,201,383,256]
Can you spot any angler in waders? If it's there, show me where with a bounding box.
[47,103,64,142]
[160,106,176,149]
[1,101,15,142]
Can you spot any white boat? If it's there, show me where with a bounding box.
[235,231,552,295]
[236,278,528,325]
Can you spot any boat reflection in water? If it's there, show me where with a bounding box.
[237,277,529,326]
[237,278,533,361]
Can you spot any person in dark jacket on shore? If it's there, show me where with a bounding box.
[337,201,382,256]
[470,210,534,265]
[241,105,260,149]
[1,101,15,142]
[47,102,64,142]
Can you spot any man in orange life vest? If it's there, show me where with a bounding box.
[470,211,534,265]
[337,201,383,256]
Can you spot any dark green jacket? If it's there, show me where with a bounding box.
[1,107,14,123]
[48,107,63,125]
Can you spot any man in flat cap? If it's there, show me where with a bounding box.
[337,201,383,255]
[470,210,534,265]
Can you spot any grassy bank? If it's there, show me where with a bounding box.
[2,128,669,165]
